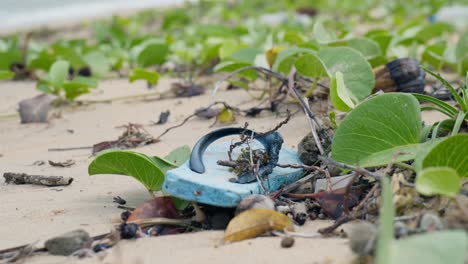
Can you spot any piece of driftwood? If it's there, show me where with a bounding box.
[3,172,73,186]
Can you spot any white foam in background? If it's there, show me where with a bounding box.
[0,0,193,32]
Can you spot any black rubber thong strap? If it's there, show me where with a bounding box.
[189,127,272,174]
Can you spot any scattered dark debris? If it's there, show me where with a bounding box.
[0,241,37,263]
[297,132,321,166]
[78,66,92,77]
[93,123,159,154]
[152,110,170,125]
[113,196,127,205]
[296,6,318,17]
[3,172,73,187]
[48,159,75,167]
[18,94,57,123]
[121,211,132,222]
[32,160,45,166]
[118,223,140,239]
[171,82,205,97]
[195,107,219,119]
[280,236,295,248]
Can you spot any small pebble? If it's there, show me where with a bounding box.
[419,212,443,231]
[281,237,295,248]
[45,229,90,256]
[235,195,275,215]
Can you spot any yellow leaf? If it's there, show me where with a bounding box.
[266,46,284,69]
[223,209,294,242]
[218,108,235,123]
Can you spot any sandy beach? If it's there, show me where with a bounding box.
[0,73,448,263]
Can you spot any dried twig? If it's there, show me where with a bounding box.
[319,156,384,180]
[225,110,291,161]
[343,173,359,216]
[276,163,331,191]
[3,172,73,186]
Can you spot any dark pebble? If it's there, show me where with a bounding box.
[281,237,295,248]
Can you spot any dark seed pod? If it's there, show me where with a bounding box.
[373,58,425,94]
[78,66,92,77]
[297,132,320,166]
[118,223,139,239]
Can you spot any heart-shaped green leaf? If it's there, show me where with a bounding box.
[422,134,468,178]
[49,60,69,88]
[416,167,460,197]
[330,71,355,111]
[294,53,328,78]
[0,70,14,80]
[318,47,374,102]
[88,146,191,192]
[89,151,165,191]
[391,230,467,264]
[332,93,422,167]
[129,68,160,85]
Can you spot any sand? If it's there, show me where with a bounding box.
[0,76,446,263]
[0,77,352,263]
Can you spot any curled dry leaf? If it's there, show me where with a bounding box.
[127,196,182,235]
[48,159,75,167]
[127,196,180,222]
[223,209,294,243]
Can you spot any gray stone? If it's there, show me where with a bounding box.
[45,229,90,256]
[18,94,56,123]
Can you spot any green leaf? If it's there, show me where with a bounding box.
[136,42,169,67]
[415,22,454,43]
[83,51,111,78]
[213,61,256,79]
[345,38,382,60]
[416,167,460,197]
[49,60,70,88]
[422,42,446,70]
[88,150,165,191]
[329,71,354,111]
[62,77,98,100]
[0,70,14,80]
[313,21,336,44]
[456,32,468,60]
[230,48,259,64]
[51,44,85,68]
[412,93,458,118]
[0,50,21,70]
[375,177,394,264]
[422,66,467,112]
[28,49,56,71]
[129,68,160,85]
[369,34,392,55]
[331,93,422,167]
[294,53,328,78]
[391,231,467,264]
[318,47,374,102]
[272,47,316,74]
[422,134,468,178]
[163,145,190,166]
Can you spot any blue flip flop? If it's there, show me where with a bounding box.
[163,128,304,207]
